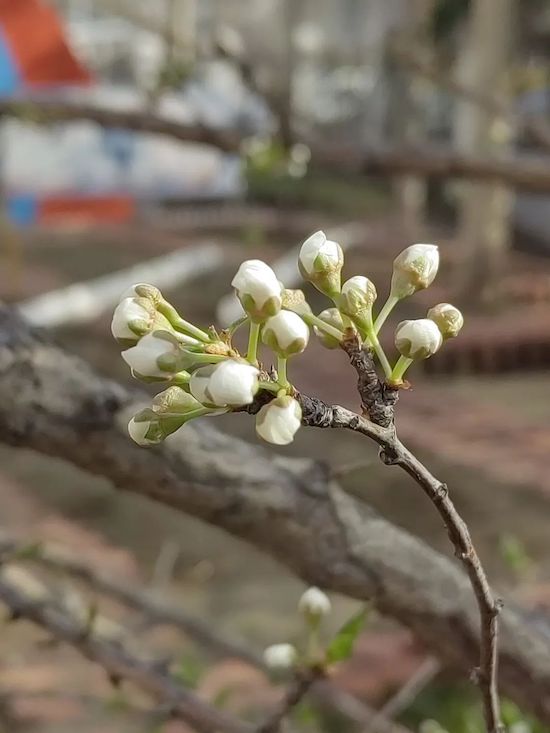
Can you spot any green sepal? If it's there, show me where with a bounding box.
[325,607,369,664]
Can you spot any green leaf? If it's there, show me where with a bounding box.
[173,654,203,689]
[325,607,368,664]
[13,541,43,561]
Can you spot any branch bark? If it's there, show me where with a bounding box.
[0,533,412,733]
[3,99,550,192]
[0,576,251,733]
[1,305,550,724]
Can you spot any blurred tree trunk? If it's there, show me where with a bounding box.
[275,0,302,147]
[389,0,436,240]
[454,0,516,303]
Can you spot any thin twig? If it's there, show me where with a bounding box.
[255,669,321,733]
[299,394,504,733]
[0,534,413,733]
[0,577,252,733]
[299,340,504,733]
[367,657,441,731]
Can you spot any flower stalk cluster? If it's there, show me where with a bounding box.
[113,233,463,448]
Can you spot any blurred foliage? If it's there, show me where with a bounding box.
[247,169,388,217]
[156,59,193,92]
[499,533,534,580]
[325,607,368,664]
[244,137,388,215]
[402,681,544,733]
[173,653,204,689]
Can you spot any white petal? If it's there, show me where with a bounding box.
[264,311,309,351]
[208,360,259,406]
[189,364,218,404]
[298,587,331,616]
[263,643,297,669]
[299,230,327,273]
[231,260,281,308]
[395,319,442,358]
[111,298,150,339]
[256,398,301,445]
[128,417,153,446]
[121,332,174,377]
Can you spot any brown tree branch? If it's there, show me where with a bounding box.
[299,396,503,732]
[0,532,413,733]
[256,669,322,733]
[3,99,550,192]
[0,576,252,733]
[297,337,503,731]
[0,305,550,724]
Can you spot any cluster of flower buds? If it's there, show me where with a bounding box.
[263,587,332,671]
[113,232,463,449]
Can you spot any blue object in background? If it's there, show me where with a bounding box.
[7,194,38,226]
[0,27,20,96]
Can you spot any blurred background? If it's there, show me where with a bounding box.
[0,1,549,731]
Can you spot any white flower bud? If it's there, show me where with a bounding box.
[121,331,181,378]
[263,643,298,670]
[128,415,159,447]
[152,386,203,416]
[298,587,331,623]
[262,311,309,357]
[190,359,259,407]
[427,303,464,340]
[111,297,156,343]
[313,308,345,349]
[281,288,312,317]
[298,230,344,297]
[231,260,283,322]
[395,319,443,360]
[338,276,377,328]
[391,244,439,299]
[256,396,302,445]
[119,283,162,304]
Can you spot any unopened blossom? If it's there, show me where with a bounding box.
[427,303,464,340]
[231,260,282,322]
[256,396,302,445]
[190,359,259,407]
[119,282,162,304]
[263,643,298,670]
[128,415,158,446]
[152,386,203,416]
[391,244,439,300]
[298,230,344,297]
[122,331,182,378]
[395,319,443,360]
[313,308,345,349]
[338,276,377,328]
[111,297,157,343]
[298,587,332,622]
[262,311,309,357]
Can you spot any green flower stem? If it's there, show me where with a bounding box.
[389,355,413,385]
[277,356,289,387]
[173,317,212,344]
[158,301,212,343]
[246,321,261,365]
[226,315,248,340]
[258,380,281,393]
[374,295,399,335]
[302,313,344,342]
[191,353,227,365]
[367,330,393,380]
[363,312,392,380]
[306,625,321,666]
[170,371,191,386]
